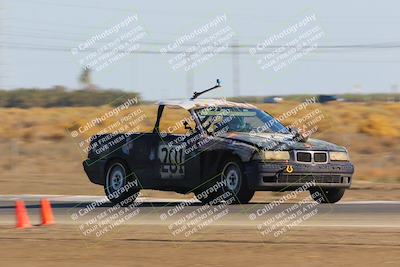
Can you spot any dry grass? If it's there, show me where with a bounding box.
[0,101,399,195]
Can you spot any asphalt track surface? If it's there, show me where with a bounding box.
[1,195,399,229]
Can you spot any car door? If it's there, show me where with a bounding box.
[155,106,201,189]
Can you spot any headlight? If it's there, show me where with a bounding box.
[254,150,290,161]
[329,151,349,161]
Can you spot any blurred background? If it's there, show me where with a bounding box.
[0,0,399,197]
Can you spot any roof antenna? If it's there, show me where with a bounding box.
[190,79,221,100]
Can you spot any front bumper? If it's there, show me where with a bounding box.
[245,161,354,191]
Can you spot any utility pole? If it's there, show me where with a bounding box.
[232,39,240,97]
[186,52,194,98]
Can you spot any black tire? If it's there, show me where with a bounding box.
[195,158,255,205]
[104,160,140,206]
[309,188,345,203]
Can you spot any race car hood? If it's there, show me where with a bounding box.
[218,132,346,151]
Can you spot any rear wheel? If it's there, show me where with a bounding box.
[196,158,254,205]
[104,160,140,206]
[309,188,345,203]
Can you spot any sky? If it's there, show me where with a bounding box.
[1,0,400,100]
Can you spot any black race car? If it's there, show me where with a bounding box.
[83,84,354,205]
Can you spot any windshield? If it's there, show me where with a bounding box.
[195,107,290,134]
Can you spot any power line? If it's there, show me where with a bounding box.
[2,37,400,53]
[3,30,400,48]
[13,0,131,12]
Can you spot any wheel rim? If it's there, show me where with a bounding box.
[106,163,126,195]
[222,162,241,193]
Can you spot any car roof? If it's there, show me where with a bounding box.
[156,98,257,110]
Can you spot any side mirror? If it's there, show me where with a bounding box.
[289,127,309,143]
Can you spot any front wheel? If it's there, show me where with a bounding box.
[309,188,345,203]
[104,160,140,206]
[196,158,255,205]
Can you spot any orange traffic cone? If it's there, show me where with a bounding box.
[15,200,32,229]
[40,198,55,226]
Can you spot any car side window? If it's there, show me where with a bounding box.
[125,104,158,133]
[158,106,196,135]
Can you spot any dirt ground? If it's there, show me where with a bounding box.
[0,225,399,267]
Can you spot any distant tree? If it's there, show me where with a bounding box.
[0,88,140,108]
[79,68,94,90]
[53,85,67,92]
